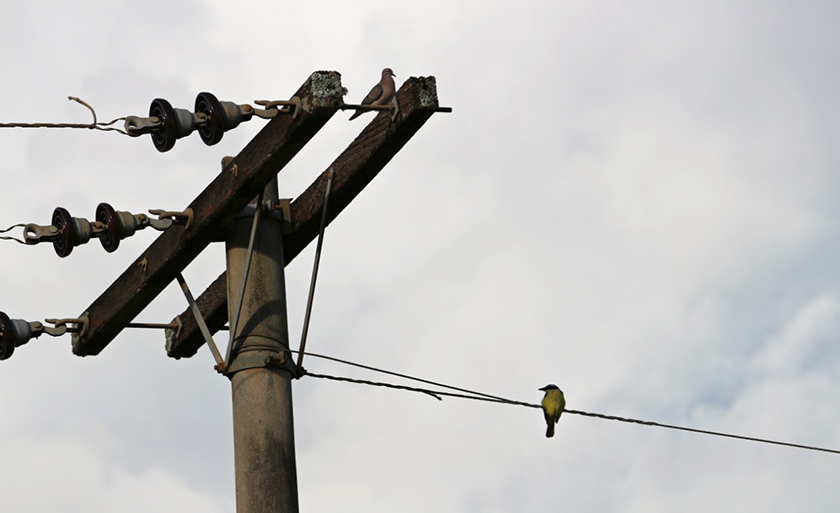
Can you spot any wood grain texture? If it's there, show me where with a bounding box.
[72,72,346,356]
[166,76,442,359]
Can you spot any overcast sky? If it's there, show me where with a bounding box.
[1,0,839,511]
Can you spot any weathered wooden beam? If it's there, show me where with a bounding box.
[72,71,346,356]
[166,76,443,359]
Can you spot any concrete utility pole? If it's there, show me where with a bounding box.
[226,178,298,513]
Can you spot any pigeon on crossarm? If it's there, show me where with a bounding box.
[349,68,396,120]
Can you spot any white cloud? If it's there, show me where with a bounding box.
[0,433,231,513]
[2,0,840,512]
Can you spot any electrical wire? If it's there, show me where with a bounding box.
[0,97,129,135]
[0,224,28,245]
[294,350,840,456]
[27,323,838,455]
[297,349,513,403]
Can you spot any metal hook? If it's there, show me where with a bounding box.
[44,317,86,336]
[253,96,302,120]
[148,208,194,230]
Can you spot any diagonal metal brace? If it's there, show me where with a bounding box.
[224,193,265,368]
[176,273,225,371]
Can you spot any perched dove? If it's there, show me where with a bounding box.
[349,68,396,120]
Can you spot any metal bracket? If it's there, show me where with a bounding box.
[267,198,293,234]
[390,97,400,121]
[69,313,90,346]
[164,317,183,350]
[223,348,289,375]
[341,97,400,121]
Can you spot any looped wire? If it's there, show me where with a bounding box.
[0,224,27,244]
[68,96,96,124]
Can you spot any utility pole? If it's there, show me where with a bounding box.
[226,177,299,513]
[2,71,449,511]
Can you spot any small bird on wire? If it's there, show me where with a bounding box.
[349,68,397,120]
[539,384,566,438]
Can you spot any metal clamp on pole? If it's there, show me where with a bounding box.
[266,198,293,234]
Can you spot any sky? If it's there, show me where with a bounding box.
[1,0,839,511]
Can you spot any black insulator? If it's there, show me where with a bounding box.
[51,207,75,258]
[195,92,251,147]
[96,202,121,253]
[0,311,12,361]
[149,98,178,152]
[0,311,14,361]
[195,92,225,146]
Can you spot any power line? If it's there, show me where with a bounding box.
[297,349,514,403]
[294,351,840,456]
[0,96,128,134]
[306,372,446,400]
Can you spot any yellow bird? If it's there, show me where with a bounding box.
[539,384,566,438]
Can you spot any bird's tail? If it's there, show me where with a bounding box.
[545,422,555,438]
